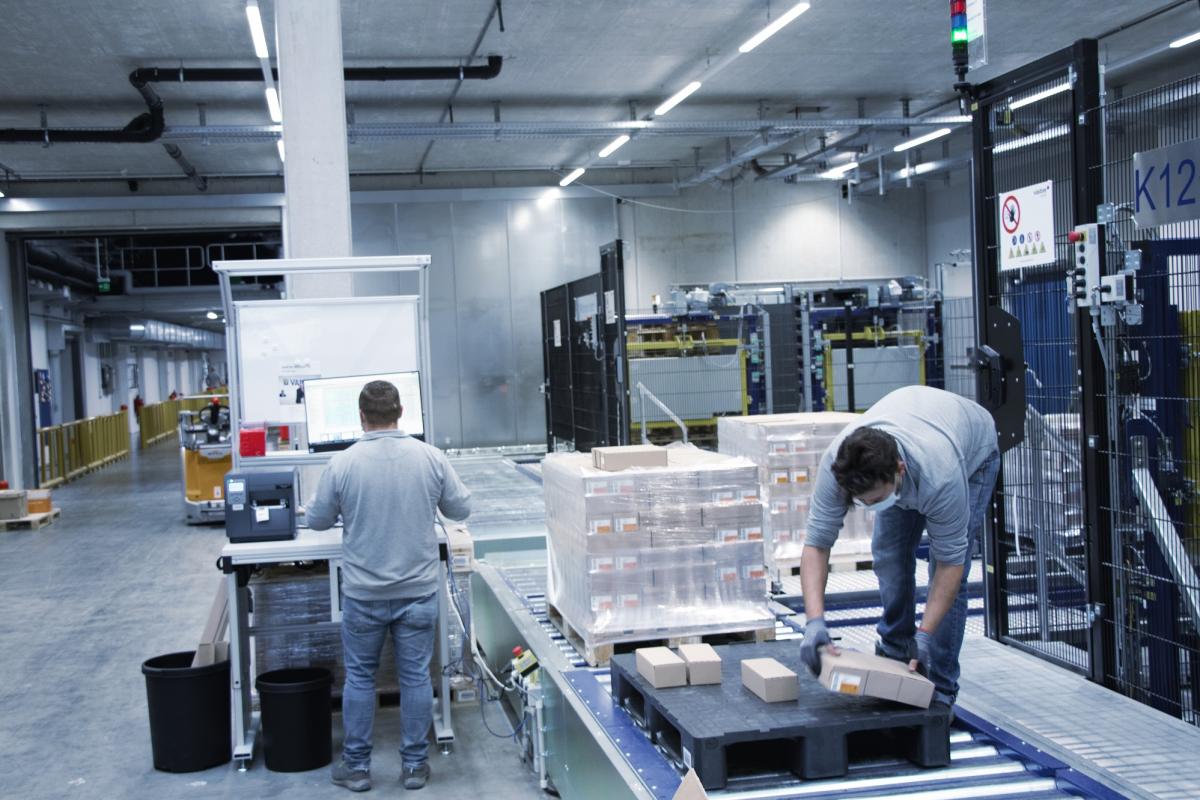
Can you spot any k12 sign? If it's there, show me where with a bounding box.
[1133,138,1199,228]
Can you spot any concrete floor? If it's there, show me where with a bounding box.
[0,442,544,799]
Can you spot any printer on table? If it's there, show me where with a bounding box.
[224,469,298,543]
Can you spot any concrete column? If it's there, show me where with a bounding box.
[275,0,353,297]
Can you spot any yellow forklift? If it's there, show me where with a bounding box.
[179,396,231,524]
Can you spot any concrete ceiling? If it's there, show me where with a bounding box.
[0,0,1196,185]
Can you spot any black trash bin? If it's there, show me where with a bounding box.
[142,651,231,773]
[256,667,333,772]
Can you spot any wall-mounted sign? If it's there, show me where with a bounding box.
[1132,138,1199,228]
[999,180,1056,271]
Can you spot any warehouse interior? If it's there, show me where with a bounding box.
[2,1,1200,798]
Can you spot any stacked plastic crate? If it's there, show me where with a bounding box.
[718,412,874,579]
[543,445,774,660]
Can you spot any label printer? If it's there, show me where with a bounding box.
[223,468,298,543]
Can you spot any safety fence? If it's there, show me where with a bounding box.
[37,410,130,488]
[138,396,216,449]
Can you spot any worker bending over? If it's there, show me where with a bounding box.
[798,385,999,711]
[307,380,471,792]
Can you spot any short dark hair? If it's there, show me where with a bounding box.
[832,427,899,498]
[359,380,402,426]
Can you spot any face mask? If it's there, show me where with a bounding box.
[855,491,900,513]
[853,473,902,512]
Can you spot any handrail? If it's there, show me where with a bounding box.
[37,410,130,488]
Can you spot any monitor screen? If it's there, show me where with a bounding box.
[303,371,424,452]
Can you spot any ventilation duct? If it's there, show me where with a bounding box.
[86,317,224,350]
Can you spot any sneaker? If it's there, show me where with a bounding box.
[403,763,431,790]
[331,760,372,792]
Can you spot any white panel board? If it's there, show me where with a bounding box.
[235,296,421,426]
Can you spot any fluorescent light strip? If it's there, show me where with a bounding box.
[536,188,561,209]
[129,324,146,332]
[276,140,285,162]
[264,87,282,123]
[0,190,5,198]
[599,134,631,158]
[654,81,703,117]
[899,162,937,179]
[206,311,219,320]
[820,161,858,180]
[559,168,586,187]
[894,127,952,153]
[245,1,270,59]
[738,2,811,53]
[1009,82,1071,110]
[993,124,1069,154]
[1169,30,1200,48]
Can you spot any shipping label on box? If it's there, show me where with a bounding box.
[719,528,741,544]
[617,555,639,571]
[771,470,791,486]
[711,488,737,505]
[590,517,614,536]
[586,479,613,496]
[791,468,810,484]
[771,499,790,515]
[742,564,767,581]
[740,488,760,503]
[620,593,641,609]
[591,595,615,613]
[719,567,739,583]
[617,515,640,533]
[590,556,615,573]
[613,478,638,495]
[742,526,764,542]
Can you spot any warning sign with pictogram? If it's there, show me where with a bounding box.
[999,180,1056,271]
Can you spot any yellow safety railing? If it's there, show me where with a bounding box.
[139,395,224,449]
[37,410,131,488]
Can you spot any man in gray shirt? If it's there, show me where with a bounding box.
[797,386,999,711]
[307,380,471,792]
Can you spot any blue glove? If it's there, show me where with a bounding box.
[800,617,832,676]
[912,628,932,676]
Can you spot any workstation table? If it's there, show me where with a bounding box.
[218,526,457,770]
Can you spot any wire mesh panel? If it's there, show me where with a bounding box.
[941,297,978,399]
[975,58,1096,674]
[1094,72,1200,724]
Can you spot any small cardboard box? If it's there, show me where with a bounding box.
[677,643,722,685]
[819,649,935,709]
[636,646,688,689]
[741,657,798,703]
[26,489,52,515]
[443,523,474,573]
[593,445,670,471]
[0,490,28,521]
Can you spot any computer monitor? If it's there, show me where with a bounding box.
[303,371,424,452]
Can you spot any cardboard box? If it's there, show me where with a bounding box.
[677,643,722,685]
[819,649,935,709]
[26,489,52,515]
[593,445,670,471]
[0,490,28,520]
[443,523,475,573]
[741,657,798,703]
[636,646,688,689]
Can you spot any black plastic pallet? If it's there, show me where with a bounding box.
[609,641,951,790]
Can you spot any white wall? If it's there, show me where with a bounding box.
[621,179,931,308]
[924,171,975,298]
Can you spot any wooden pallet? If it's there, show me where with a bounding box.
[547,602,775,667]
[0,507,61,532]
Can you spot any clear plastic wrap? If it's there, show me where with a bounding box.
[544,445,773,647]
[718,413,875,575]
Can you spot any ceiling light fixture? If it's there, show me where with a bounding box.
[819,161,858,180]
[993,124,1069,154]
[264,87,282,123]
[559,168,586,187]
[654,81,703,117]
[894,127,952,153]
[245,1,270,59]
[536,188,561,209]
[1169,30,1200,48]
[1008,82,1071,110]
[738,2,811,53]
[599,135,631,158]
[0,190,5,198]
[899,162,938,179]
[129,324,146,332]
[276,140,285,162]
[206,311,219,320]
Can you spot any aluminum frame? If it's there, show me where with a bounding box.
[213,255,433,471]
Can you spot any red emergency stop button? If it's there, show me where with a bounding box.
[1067,231,1084,243]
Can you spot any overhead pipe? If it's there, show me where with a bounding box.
[0,57,503,146]
[25,244,99,285]
[161,144,207,192]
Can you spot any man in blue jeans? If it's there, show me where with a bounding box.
[307,380,471,791]
[798,386,1000,711]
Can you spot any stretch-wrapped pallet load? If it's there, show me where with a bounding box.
[544,445,773,650]
[718,413,874,577]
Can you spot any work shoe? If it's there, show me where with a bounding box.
[331,760,372,792]
[930,698,957,724]
[403,763,431,790]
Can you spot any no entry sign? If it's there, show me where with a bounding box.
[999,180,1055,271]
